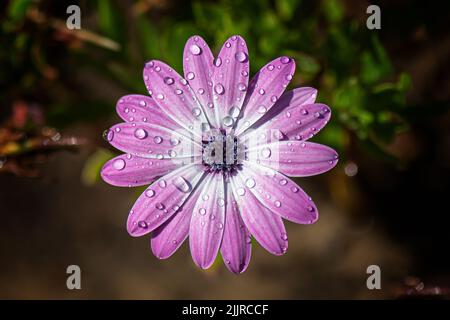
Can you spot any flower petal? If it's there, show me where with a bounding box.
[183,35,217,128]
[211,35,249,129]
[242,87,318,134]
[150,189,200,259]
[101,154,186,187]
[127,164,206,237]
[115,94,186,133]
[247,141,338,177]
[236,163,318,224]
[235,56,296,135]
[220,183,251,273]
[189,172,225,269]
[143,60,209,136]
[106,122,201,159]
[230,175,288,255]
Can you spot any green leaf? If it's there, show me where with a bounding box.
[7,0,33,22]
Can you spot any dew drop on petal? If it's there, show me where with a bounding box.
[156,93,164,100]
[258,106,267,114]
[217,198,225,207]
[138,221,148,228]
[214,57,222,67]
[189,44,202,55]
[175,89,183,95]
[187,72,195,80]
[113,159,126,170]
[280,56,291,64]
[237,188,246,196]
[222,116,234,127]
[153,136,163,144]
[199,208,206,215]
[145,189,155,197]
[134,128,148,139]
[258,88,265,95]
[139,100,147,107]
[281,233,288,241]
[172,176,191,193]
[291,186,299,193]
[214,83,225,95]
[235,51,248,63]
[237,82,247,91]
[197,88,205,95]
[261,147,271,158]
[267,64,275,71]
[164,77,174,85]
[274,200,281,208]
[245,178,256,189]
[279,179,287,186]
[158,180,167,188]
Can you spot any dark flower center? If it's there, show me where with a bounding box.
[202,129,243,172]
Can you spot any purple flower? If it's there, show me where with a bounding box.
[101,35,338,273]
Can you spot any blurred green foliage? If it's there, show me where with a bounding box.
[1,0,426,168]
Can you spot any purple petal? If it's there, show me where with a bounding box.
[143,60,208,136]
[150,188,201,259]
[236,164,319,225]
[127,164,205,237]
[106,122,201,159]
[235,56,296,135]
[247,141,338,177]
[211,35,249,129]
[101,154,182,187]
[183,35,217,128]
[230,176,288,255]
[242,87,318,133]
[116,94,186,133]
[189,172,225,269]
[220,184,251,273]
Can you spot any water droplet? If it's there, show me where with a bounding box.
[286,111,291,118]
[258,88,265,95]
[301,108,308,115]
[173,176,191,193]
[271,95,278,103]
[291,186,299,193]
[214,83,225,95]
[113,159,126,170]
[197,88,205,95]
[217,198,225,207]
[225,42,231,48]
[168,150,177,158]
[210,214,216,220]
[281,233,288,241]
[279,179,287,186]
[280,56,291,64]
[187,72,195,80]
[189,44,202,55]
[164,77,174,85]
[103,129,114,141]
[180,78,188,85]
[300,143,306,148]
[237,82,247,91]
[217,222,223,229]
[156,93,164,100]
[241,70,248,77]
[192,107,202,117]
[214,57,222,67]
[154,66,161,72]
[139,100,147,107]
[245,178,256,189]
[258,106,267,114]
[202,194,209,201]
[274,200,281,208]
[138,221,148,228]
[261,147,271,158]
[156,154,164,160]
[235,51,248,63]
[134,128,147,139]
[222,116,234,127]
[237,188,246,196]
[145,189,155,197]
[175,89,183,95]
[158,180,167,188]
[153,136,163,144]
[285,74,293,81]
[307,205,314,212]
[156,203,165,210]
[267,64,274,71]
[170,138,180,146]
[199,208,206,215]
[229,106,241,118]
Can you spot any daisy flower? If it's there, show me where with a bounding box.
[101,35,338,273]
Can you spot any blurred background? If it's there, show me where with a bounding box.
[1,0,449,299]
